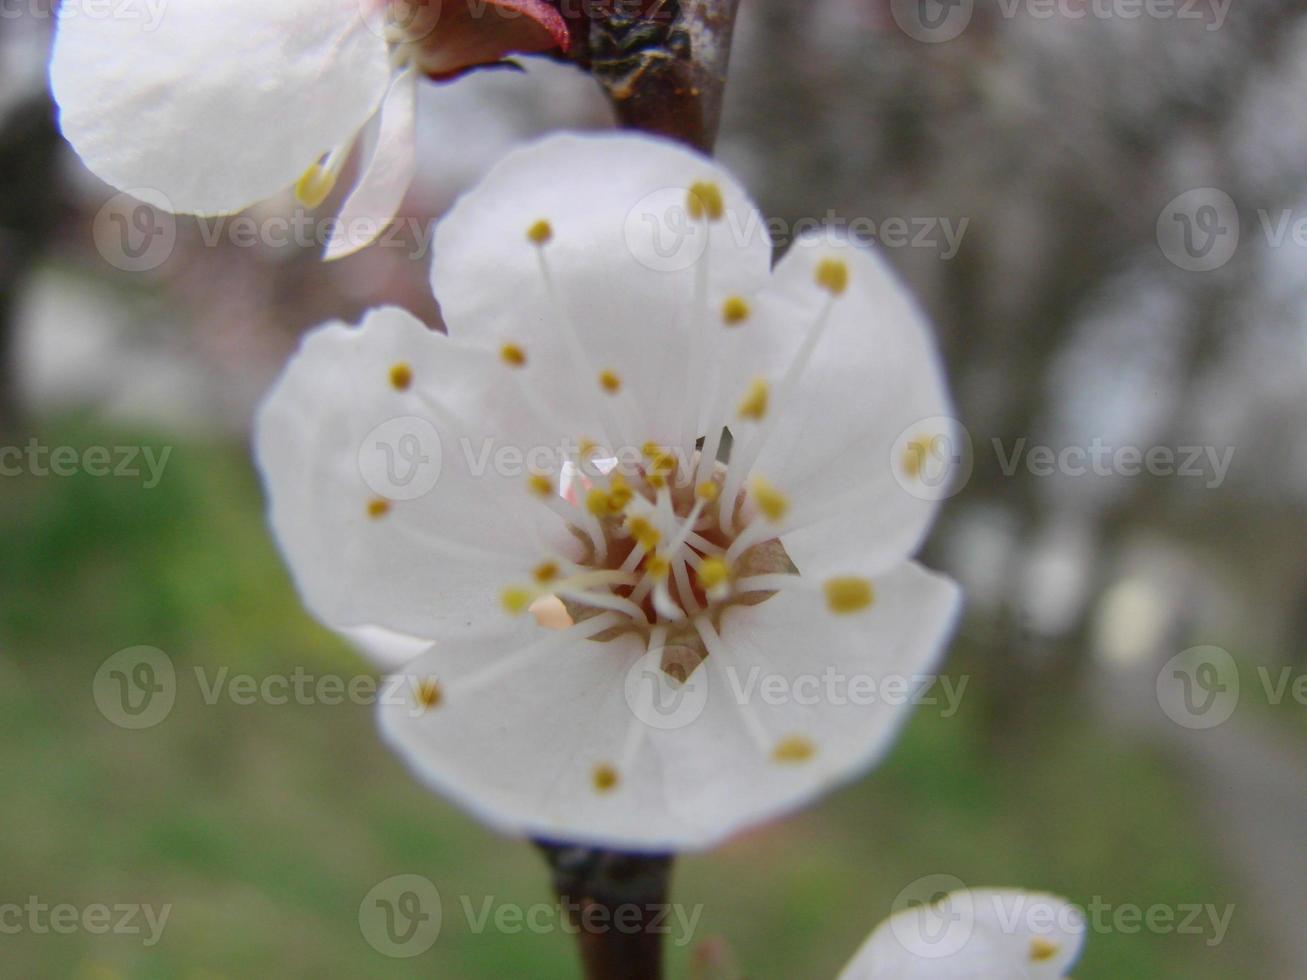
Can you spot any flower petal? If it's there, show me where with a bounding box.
[654,561,961,847]
[50,0,390,215]
[839,889,1086,979]
[431,131,774,450]
[255,306,574,639]
[741,233,957,574]
[325,68,420,261]
[380,619,691,846]
[380,561,958,850]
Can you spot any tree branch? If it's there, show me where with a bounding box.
[536,841,674,980]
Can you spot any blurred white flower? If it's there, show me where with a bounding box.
[256,132,961,849]
[839,889,1085,979]
[49,0,568,259]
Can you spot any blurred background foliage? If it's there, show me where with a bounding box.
[3,0,1306,977]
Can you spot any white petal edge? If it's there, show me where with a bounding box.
[839,889,1086,980]
[377,561,960,851]
[50,0,390,214]
[325,68,420,261]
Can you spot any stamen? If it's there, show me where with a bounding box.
[500,343,528,368]
[592,763,620,793]
[415,678,442,710]
[719,287,839,532]
[295,163,337,209]
[772,734,816,763]
[737,379,769,421]
[815,257,850,296]
[1029,939,1060,963]
[526,219,553,245]
[389,362,413,391]
[750,476,789,523]
[824,577,875,614]
[367,498,392,519]
[598,370,622,395]
[722,296,750,325]
[696,557,731,593]
[686,182,725,222]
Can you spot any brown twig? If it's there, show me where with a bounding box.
[536,841,674,980]
[576,0,744,154]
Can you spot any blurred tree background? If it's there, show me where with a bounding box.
[2,1,1305,976]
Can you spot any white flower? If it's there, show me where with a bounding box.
[839,889,1086,979]
[256,132,963,850]
[49,0,569,260]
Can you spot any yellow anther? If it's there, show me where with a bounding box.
[500,343,527,368]
[608,473,634,509]
[578,438,599,459]
[626,515,662,551]
[648,472,667,490]
[501,587,535,615]
[527,219,553,245]
[824,577,875,614]
[592,763,619,793]
[750,476,789,523]
[737,378,769,421]
[642,441,662,459]
[903,436,933,478]
[599,369,622,394]
[389,362,413,391]
[586,487,613,517]
[815,257,850,295]
[646,554,671,579]
[527,473,554,498]
[722,296,750,325]
[649,451,677,475]
[696,481,720,502]
[772,735,816,764]
[696,557,731,591]
[1029,939,1060,963]
[295,163,336,209]
[533,561,560,584]
[686,181,724,222]
[415,678,442,710]
[367,498,391,519]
